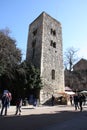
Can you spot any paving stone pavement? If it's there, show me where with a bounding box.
[0,105,87,130]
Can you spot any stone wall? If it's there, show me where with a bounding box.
[65,69,87,91]
[26,12,65,104]
[73,58,87,71]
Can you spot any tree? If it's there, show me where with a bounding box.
[24,63,43,95]
[0,29,22,91]
[0,28,43,102]
[64,47,79,71]
[12,61,43,100]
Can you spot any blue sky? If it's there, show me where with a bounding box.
[0,0,87,60]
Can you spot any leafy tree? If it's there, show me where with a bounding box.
[28,65,42,89]
[12,61,43,99]
[0,28,43,102]
[19,62,43,97]
[0,29,22,91]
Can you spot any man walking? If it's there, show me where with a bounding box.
[0,93,9,116]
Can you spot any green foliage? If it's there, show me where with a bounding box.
[11,61,43,98]
[0,28,43,100]
[0,29,22,94]
[0,30,22,80]
[24,62,43,90]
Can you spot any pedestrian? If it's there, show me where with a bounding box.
[82,94,86,105]
[70,95,73,105]
[0,93,9,116]
[15,97,22,115]
[73,93,79,110]
[51,95,55,106]
[7,92,12,107]
[78,94,83,111]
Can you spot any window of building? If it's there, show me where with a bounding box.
[53,30,56,36]
[53,42,56,48]
[33,29,37,36]
[51,28,53,34]
[50,28,56,36]
[50,40,56,48]
[32,39,36,48]
[52,70,55,80]
[50,40,53,46]
[32,39,36,59]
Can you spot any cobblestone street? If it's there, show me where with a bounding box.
[0,105,87,130]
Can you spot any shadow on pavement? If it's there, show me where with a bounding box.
[0,110,87,130]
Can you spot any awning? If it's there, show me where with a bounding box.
[80,90,87,94]
[65,86,72,91]
[65,91,75,95]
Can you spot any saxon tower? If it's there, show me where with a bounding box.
[26,12,65,103]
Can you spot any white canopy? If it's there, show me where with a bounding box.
[65,91,75,95]
[80,90,87,94]
[65,86,72,91]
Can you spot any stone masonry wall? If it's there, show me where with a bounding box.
[40,12,64,103]
[26,12,65,104]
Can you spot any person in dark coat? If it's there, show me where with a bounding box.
[78,94,83,111]
[51,95,55,106]
[82,94,86,105]
[70,95,73,105]
[73,94,79,110]
[0,94,9,116]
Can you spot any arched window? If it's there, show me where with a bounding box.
[52,70,55,80]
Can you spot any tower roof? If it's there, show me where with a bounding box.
[30,11,61,26]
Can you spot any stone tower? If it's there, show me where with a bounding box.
[26,12,65,104]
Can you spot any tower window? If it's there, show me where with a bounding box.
[51,29,53,34]
[50,40,53,46]
[50,28,56,36]
[51,70,55,80]
[53,30,56,36]
[53,42,56,48]
[32,39,36,59]
[32,39,36,48]
[50,40,56,48]
[33,29,37,36]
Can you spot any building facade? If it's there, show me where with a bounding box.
[26,12,65,103]
[65,58,87,91]
[73,58,87,71]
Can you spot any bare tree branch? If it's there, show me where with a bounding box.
[64,47,79,71]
